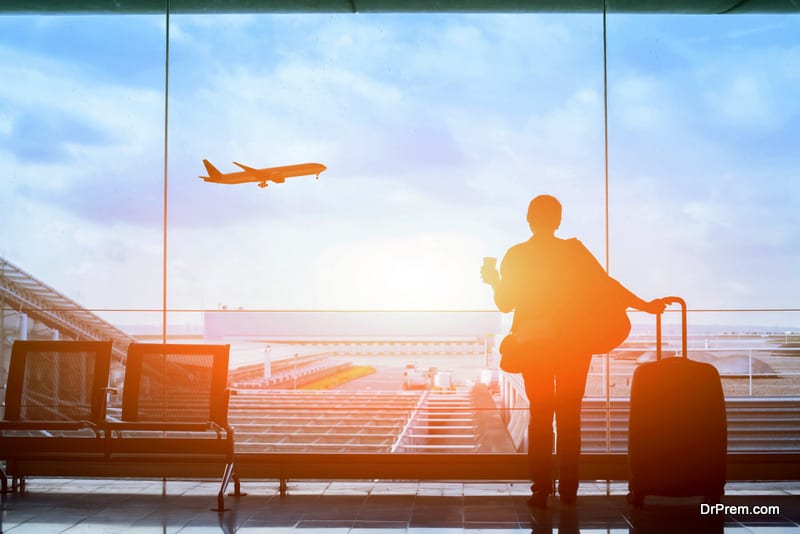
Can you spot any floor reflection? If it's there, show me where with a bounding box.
[1,479,797,532]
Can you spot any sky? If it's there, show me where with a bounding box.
[0,12,798,329]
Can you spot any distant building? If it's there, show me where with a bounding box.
[203,310,502,354]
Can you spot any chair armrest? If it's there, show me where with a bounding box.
[207,422,235,439]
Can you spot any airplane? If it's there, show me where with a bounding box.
[200,159,327,188]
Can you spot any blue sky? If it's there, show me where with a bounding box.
[0,13,798,328]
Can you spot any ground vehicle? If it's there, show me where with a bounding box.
[403,363,429,390]
[433,370,456,392]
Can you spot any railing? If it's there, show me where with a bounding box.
[500,372,529,451]
[231,352,351,389]
[587,333,800,399]
[3,305,799,458]
[499,367,800,454]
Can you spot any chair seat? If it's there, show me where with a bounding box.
[106,421,225,434]
[0,420,102,434]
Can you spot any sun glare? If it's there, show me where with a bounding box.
[313,234,488,310]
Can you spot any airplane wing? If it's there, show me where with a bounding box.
[232,161,258,172]
[234,161,286,183]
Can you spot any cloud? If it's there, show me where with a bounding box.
[0,41,166,224]
[0,195,164,311]
[612,74,676,132]
[2,108,110,163]
[704,73,778,129]
[608,167,800,310]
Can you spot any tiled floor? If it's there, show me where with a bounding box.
[1,479,798,533]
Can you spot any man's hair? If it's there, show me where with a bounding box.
[526,194,562,232]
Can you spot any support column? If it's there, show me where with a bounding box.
[19,312,28,340]
[1,309,10,394]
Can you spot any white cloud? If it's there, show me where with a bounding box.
[0,42,164,206]
[704,73,778,129]
[612,74,676,131]
[779,45,800,80]
[0,195,163,310]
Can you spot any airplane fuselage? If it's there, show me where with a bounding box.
[200,160,326,187]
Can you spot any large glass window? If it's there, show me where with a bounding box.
[167,12,606,453]
[1,6,797,458]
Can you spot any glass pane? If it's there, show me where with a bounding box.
[0,14,166,386]
[606,12,800,396]
[168,12,605,453]
[605,11,800,453]
[605,13,800,309]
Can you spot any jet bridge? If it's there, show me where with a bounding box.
[0,256,136,388]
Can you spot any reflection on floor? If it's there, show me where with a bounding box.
[1,479,798,532]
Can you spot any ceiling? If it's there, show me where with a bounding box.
[2,0,799,14]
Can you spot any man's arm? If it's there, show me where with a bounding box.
[610,278,666,315]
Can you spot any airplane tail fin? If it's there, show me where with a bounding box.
[202,159,222,179]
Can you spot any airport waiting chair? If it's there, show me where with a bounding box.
[0,340,114,493]
[104,343,238,511]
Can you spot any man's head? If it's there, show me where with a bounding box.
[526,194,562,235]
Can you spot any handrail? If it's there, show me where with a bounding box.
[391,389,431,453]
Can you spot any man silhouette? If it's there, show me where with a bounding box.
[481,194,665,507]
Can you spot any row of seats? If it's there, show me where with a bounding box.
[0,340,238,511]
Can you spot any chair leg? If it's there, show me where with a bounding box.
[229,469,246,497]
[212,463,235,512]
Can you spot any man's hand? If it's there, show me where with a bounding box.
[643,298,667,315]
[481,264,500,287]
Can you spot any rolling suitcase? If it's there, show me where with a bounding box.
[627,296,727,506]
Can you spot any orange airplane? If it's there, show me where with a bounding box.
[200,159,326,188]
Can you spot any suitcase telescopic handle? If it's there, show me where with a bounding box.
[656,296,688,360]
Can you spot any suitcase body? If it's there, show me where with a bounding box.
[627,297,727,506]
